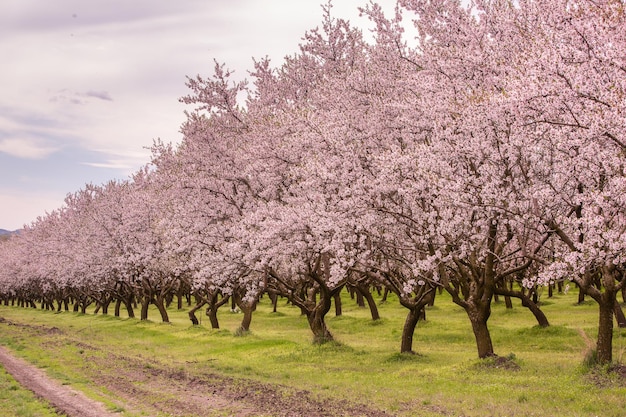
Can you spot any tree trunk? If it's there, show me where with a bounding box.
[154,295,170,323]
[140,297,150,321]
[308,307,333,344]
[381,288,389,303]
[471,319,494,358]
[205,293,229,329]
[333,292,342,317]
[269,292,279,313]
[400,307,421,354]
[362,288,380,321]
[596,296,614,364]
[114,299,122,317]
[520,294,550,328]
[614,301,626,328]
[188,300,206,325]
[504,295,513,309]
[233,293,257,333]
[239,307,254,332]
[467,305,494,359]
[583,267,622,365]
[356,289,365,307]
[125,296,135,318]
[206,307,220,329]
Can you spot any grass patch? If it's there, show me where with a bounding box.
[0,365,58,417]
[1,289,625,416]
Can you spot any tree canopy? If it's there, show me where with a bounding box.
[1,0,625,364]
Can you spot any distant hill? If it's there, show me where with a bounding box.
[0,229,12,235]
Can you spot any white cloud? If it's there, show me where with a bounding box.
[84,90,113,101]
[0,138,59,159]
[49,89,113,105]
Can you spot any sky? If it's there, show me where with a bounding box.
[0,0,401,231]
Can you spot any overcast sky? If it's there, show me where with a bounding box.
[0,0,403,230]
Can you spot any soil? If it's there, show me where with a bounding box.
[0,345,118,417]
[0,316,394,417]
[585,364,626,388]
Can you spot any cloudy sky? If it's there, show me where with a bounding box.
[0,0,401,231]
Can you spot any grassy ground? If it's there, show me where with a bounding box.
[1,289,626,416]
[0,364,58,417]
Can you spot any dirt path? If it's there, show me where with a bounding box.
[0,345,118,417]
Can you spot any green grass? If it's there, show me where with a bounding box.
[1,289,626,416]
[0,365,58,417]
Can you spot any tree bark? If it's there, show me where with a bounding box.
[355,288,365,307]
[333,292,342,317]
[188,300,206,325]
[577,266,623,365]
[400,307,421,354]
[205,293,229,329]
[124,296,135,318]
[99,299,111,315]
[233,293,257,333]
[140,297,150,321]
[504,294,513,309]
[268,291,279,313]
[596,295,614,364]
[154,295,170,323]
[470,316,495,359]
[363,288,380,321]
[308,306,333,344]
[114,299,122,317]
[239,307,254,332]
[521,294,550,327]
[206,307,220,329]
[381,288,389,303]
[614,301,626,328]
[466,302,495,359]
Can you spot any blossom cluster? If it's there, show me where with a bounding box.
[0,1,624,349]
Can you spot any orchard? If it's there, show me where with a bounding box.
[1,0,625,367]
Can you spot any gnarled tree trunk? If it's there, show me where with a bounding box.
[468,302,495,359]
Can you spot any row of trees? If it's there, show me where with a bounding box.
[1,0,625,364]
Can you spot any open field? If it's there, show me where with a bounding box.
[0,364,58,417]
[1,289,626,416]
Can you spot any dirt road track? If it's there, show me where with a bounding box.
[0,345,119,417]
